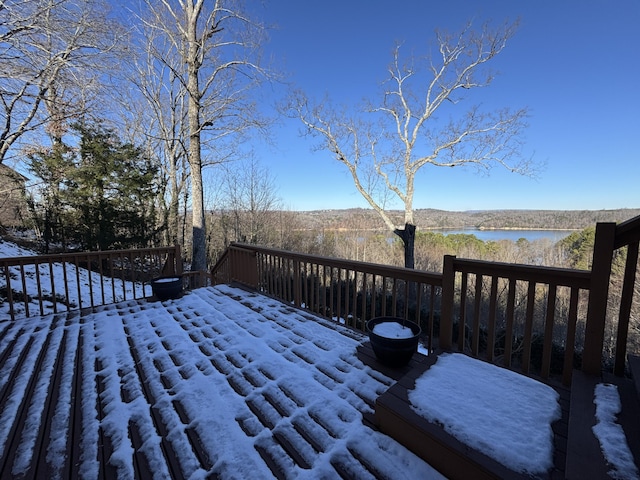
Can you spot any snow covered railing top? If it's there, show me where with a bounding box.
[0,246,182,320]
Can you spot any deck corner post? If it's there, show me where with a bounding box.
[440,255,456,350]
[583,222,617,375]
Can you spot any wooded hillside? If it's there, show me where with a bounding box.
[293,208,640,232]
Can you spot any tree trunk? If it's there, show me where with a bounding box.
[191,166,207,272]
[188,114,207,271]
[394,223,416,269]
[168,162,179,246]
[186,3,207,272]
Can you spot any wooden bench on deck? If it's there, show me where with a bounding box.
[373,350,571,480]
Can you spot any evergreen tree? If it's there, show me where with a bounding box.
[66,123,159,250]
[29,123,161,251]
[28,143,75,252]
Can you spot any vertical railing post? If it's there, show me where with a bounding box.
[583,222,616,375]
[293,259,302,307]
[440,255,456,350]
[614,241,638,376]
[174,244,183,275]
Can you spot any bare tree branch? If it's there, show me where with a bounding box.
[0,0,122,162]
[288,20,532,268]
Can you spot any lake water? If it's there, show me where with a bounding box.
[430,229,575,243]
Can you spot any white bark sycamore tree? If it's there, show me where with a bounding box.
[143,0,269,272]
[288,21,534,269]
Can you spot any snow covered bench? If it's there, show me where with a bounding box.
[375,352,569,479]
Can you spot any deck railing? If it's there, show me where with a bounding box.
[1,246,183,320]
[3,215,639,382]
[213,215,640,384]
[211,244,443,351]
[582,217,640,376]
[439,256,591,384]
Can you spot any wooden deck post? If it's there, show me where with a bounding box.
[614,240,639,375]
[174,244,183,275]
[439,255,456,350]
[582,222,616,375]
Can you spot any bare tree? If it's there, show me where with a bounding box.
[141,0,271,272]
[288,21,533,268]
[219,157,281,245]
[117,11,190,249]
[0,0,119,163]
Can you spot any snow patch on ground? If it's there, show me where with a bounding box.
[0,239,149,318]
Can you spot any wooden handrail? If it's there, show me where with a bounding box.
[227,242,443,285]
[451,258,591,288]
[1,246,183,320]
[217,243,443,352]
[614,214,640,249]
[440,255,592,384]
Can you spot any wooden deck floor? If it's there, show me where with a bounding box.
[2,286,639,479]
[0,287,443,480]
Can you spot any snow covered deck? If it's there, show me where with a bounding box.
[2,283,640,479]
[0,285,443,479]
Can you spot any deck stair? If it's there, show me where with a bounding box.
[565,356,640,480]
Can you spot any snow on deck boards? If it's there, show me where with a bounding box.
[0,285,443,480]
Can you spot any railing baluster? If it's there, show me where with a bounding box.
[504,278,517,367]
[522,282,536,374]
[19,262,29,318]
[360,272,368,330]
[614,241,639,375]
[416,282,423,337]
[458,273,468,352]
[472,274,483,356]
[109,252,116,301]
[428,285,435,352]
[98,252,106,304]
[371,274,378,319]
[299,260,306,308]
[336,268,343,325]
[49,261,57,314]
[403,279,409,321]
[486,276,498,362]
[330,265,335,319]
[87,254,95,309]
[563,287,580,385]
[391,278,398,318]
[541,284,558,379]
[62,261,70,311]
[35,257,44,316]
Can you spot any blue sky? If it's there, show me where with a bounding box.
[246,0,640,212]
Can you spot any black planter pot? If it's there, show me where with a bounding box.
[366,316,421,367]
[151,276,183,301]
